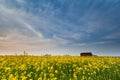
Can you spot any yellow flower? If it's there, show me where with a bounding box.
[21,76,27,80]
[19,64,27,70]
[55,70,58,74]
[38,77,42,80]
[8,74,18,80]
[81,75,85,80]
[5,67,11,71]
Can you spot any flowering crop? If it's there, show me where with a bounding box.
[0,56,120,80]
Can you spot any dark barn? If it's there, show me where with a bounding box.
[80,52,93,56]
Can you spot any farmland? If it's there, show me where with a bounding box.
[0,56,120,80]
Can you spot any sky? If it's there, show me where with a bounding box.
[0,0,120,56]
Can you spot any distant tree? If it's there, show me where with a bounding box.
[64,54,70,56]
[15,53,17,56]
[44,54,51,56]
[24,51,28,56]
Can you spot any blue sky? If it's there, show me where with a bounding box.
[0,0,120,56]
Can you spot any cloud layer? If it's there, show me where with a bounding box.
[0,0,120,56]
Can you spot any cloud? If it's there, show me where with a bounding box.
[104,32,120,39]
[0,2,62,55]
[0,36,8,41]
[21,22,43,38]
[0,0,120,55]
[16,0,25,3]
[0,4,44,37]
[0,29,58,55]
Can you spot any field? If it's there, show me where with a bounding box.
[0,56,120,80]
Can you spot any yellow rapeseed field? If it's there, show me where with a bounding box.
[0,56,120,80]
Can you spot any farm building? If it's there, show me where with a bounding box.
[80,52,93,56]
